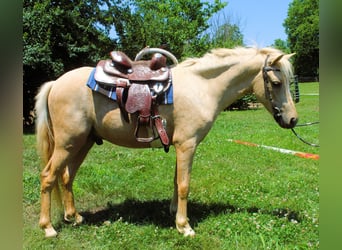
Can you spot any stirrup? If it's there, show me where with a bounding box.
[134,116,156,143]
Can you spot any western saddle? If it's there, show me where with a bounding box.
[94,50,174,152]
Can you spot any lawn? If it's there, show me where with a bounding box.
[23,83,319,249]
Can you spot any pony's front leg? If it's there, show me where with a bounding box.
[173,140,196,237]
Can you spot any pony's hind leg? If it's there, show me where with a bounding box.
[61,138,94,225]
[39,149,70,238]
[39,138,94,237]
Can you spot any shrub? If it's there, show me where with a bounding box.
[225,94,258,111]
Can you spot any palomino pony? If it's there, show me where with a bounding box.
[35,47,297,238]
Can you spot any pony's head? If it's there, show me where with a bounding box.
[253,49,298,129]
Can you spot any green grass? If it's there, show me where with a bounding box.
[23,83,319,249]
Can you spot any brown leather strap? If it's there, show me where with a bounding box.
[116,86,129,123]
[152,104,170,152]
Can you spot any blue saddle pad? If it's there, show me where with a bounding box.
[86,68,173,104]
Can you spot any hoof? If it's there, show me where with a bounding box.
[74,213,84,225]
[64,213,84,226]
[44,227,58,238]
[183,228,195,237]
[176,223,195,237]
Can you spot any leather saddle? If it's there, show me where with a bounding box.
[95,51,170,84]
[93,51,172,152]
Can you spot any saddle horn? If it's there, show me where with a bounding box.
[135,47,179,66]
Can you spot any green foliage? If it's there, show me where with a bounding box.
[211,23,243,48]
[23,0,117,125]
[23,83,319,249]
[23,0,115,78]
[283,0,319,77]
[183,6,244,59]
[107,0,226,58]
[272,38,291,54]
[226,93,257,111]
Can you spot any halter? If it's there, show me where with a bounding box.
[262,56,319,147]
[262,55,282,119]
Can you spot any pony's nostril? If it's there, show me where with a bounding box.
[290,117,298,127]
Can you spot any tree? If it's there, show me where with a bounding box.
[204,8,243,50]
[212,23,243,47]
[107,0,226,59]
[23,0,116,126]
[283,0,319,78]
[272,39,291,54]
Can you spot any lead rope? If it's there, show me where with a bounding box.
[291,121,319,147]
[289,75,319,147]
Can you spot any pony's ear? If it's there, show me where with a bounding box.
[283,53,296,60]
[270,54,284,66]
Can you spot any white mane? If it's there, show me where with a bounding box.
[179,46,294,83]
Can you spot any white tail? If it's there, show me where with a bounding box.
[35,81,55,165]
[34,81,63,210]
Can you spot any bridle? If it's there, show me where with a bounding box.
[263,55,320,147]
[262,55,282,120]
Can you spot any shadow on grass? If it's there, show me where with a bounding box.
[79,199,300,228]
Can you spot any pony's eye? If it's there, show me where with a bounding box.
[271,81,281,86]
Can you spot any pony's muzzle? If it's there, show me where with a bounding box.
[276,115,298,129]
[273,107,298,129]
